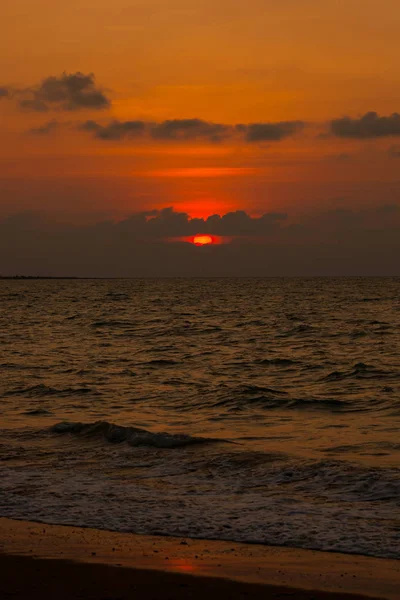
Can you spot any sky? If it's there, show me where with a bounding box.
[1,0,400,275]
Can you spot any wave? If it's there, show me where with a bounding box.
[23,408,52,416]
[90,320,136,328]
[254,358,298,367]
[323,441,400,456]
[208,385,351,411]
[322,362,399,382]
[358,296,392,303]
[142,359,180,367]
[213,395,347,412]
[280,324,315,337]
[50,420,226,449]
[105,292,130,301]
[0,363,49,371]
[5,384,101,398]
[207,384,399,413]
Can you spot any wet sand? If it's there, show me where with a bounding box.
[1,518,399,599]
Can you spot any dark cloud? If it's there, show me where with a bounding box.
[376,203,400,216]
[310,207,365,228]
[29,120,60,135]
[0,87,9,98]
[77,119,303,143]
[240,121,304,142]
[18,97,49,112]
[111,207,287,238]
[331,112,400,138]
[79,118,230,142]
[5,72,110,112]
[151,119,230,142]
[1,206,399,276]
[200,210,287,235]
[80,119,146,140]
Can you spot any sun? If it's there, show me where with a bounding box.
[192,234,213,246]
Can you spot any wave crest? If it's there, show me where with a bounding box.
[6,384,101,397]
[50,420,224,449]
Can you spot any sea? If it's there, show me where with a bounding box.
[0,278,399,559]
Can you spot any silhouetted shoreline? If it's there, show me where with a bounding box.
[0,275,81,280]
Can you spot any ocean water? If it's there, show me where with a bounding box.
[0,278,399,559]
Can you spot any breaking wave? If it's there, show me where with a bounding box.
[2,277,400,560]
[50,420,226,448]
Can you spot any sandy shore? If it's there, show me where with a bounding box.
[0,518,399,599]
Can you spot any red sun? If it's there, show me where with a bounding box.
[192,234,213,246]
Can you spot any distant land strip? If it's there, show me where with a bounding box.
[0,275,82,280]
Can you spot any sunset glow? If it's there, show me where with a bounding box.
[192,235,214,246]
[1,1,400,276]
[0,8,399,600]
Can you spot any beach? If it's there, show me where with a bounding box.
[1,518,399,599]
[1,279,399,598]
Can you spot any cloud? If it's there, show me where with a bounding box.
[0,87,8,98]
[199,210,287,235]
[111,207,288,238]
[29,120,60,135]
[239,121,305,142]
[79,118,231,142]
[77,119,303,144]
[80,119,146,140]
[1,206,399,276]
[4,72,110,112]
[331,112,400,138]
[376,203,400,216]
[151,119,230,142]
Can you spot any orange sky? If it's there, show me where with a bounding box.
[1,0,400,220]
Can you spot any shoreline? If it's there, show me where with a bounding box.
[1,518,399,599]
